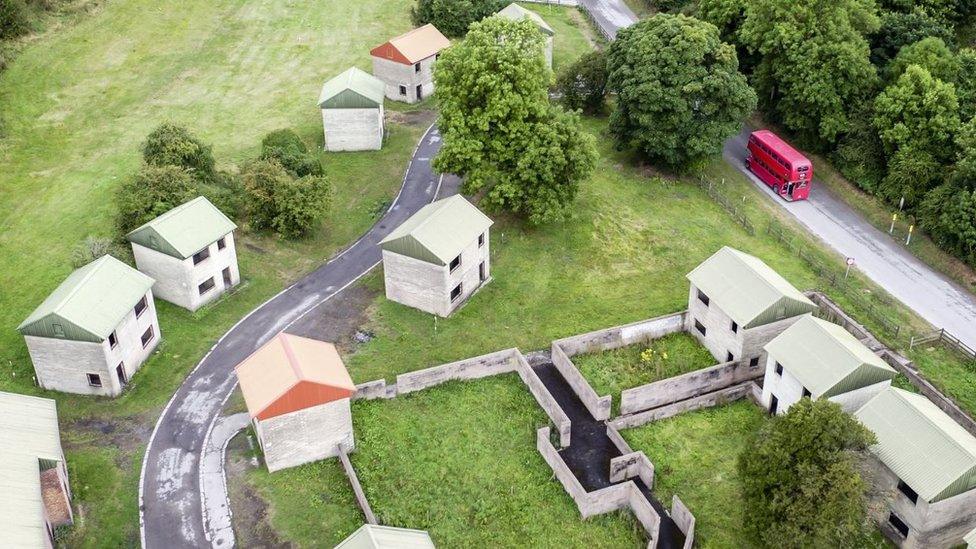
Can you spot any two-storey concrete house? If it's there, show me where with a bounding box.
[0,391,73,548]
[127,196,239,312]
[370,24,450,103]
[855,387,976,549]
[18,255,160,396]
[496,3,554,67]
[685,246,817,365]
[380,195,493,317]
[235,333,357,473]
[319,67,386,151]
[761,315,896,415]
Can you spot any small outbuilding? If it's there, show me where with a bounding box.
[319,67,386,152]
[496,3,555,67]
[127,196,239,312]
[370,24,450,103]
[335,524,436,549]
[685,246,817,365]
[18,255,159,396]
[761,315,896,415]
[380,195,493,317]
[854,388,976,548]
[0,391,73,548]
[235,333,357,473]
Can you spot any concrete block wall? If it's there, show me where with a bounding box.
[760,356,807,414]
[353,379,392,401]
[395,348,517,393]
[515,351,572,448]
[609,451,655,488]
[372,55,437,104]
[323,107,383,151]
[554,312,686,356]
[611,382,753,430]
[619,359,762,415]
[551,342,611,420]
[256,399,354,473]
[132,232,239,312]
[672,495,696,549]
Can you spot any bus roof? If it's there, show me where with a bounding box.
[751,130,810,165]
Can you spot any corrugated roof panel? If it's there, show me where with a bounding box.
[319,67,385,109]
[686,246,816,328]
[965,526,976,547]
[496,3,554,35]
[764,315,895,398]
[370,24,450,65]
[18,255,155,342]
[127,196,237,260]
[335,524,436,548]
[380,195,493,265]
[855,388,976,502]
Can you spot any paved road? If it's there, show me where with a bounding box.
[139,124,452,548]
[724,129,976,349]
[579,0,637,39]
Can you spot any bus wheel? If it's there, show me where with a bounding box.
[773,185,780,194]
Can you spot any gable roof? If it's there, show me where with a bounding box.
[370,24,450,65]
[965,527,976,547]
[235,333,356,422]
[496,3,554,35]
[319,67,385,109]
[0,392,65,548]
[686,246,816,329]
[380,195,493,265]
[18,255,155,343]
[855,387,976,503]
[336,524,436,549]
[126,196,236,260]
[764,315,895,399]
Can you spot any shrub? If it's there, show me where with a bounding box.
[240,159,332,238]
[555,50,608,114]
[260,128,323,177]
[0,0,31,40]
[918,183,976,266]
[870,9,954,67]
[115,164,197,234]
[411,0,507,37]
[142,123,217,183]
[70,236,126,268]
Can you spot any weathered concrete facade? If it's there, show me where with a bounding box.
[254,398,354,473]
[24,289,160,396]
[322,107,383,151]
[132,232,239,312]
[761,356,892,415]
[372,55,437,103]
[382,231,490,317]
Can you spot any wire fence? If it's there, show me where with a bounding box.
[696,177,755,235]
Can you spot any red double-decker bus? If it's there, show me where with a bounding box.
[746,130,813,201]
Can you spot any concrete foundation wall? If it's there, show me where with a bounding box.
[554,312,686,356]
[611,382,753,430]
[551,342,611,420]
[323,106,383,151]
[25,289,160,396]
[609,451,655,489]
[395,348,517,393]
[672,495,696,549]
[132,232,239,312]
[256,399,354,473]
[619,359,762,415]
[372,55,437,103]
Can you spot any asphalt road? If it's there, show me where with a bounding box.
[578,0,637,39]
[139,124,453,548]
[724,129,976,349]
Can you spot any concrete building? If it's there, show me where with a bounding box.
[335,524,435,549]
[380,195,493,317]
[319,67,385,151]
[127,196,239,312]
[235,333,357,473]
[370,24,450,103]
[761,315,896,415]
[0,391,73,548]
[496,3,554,67]
[685,246,817,365]
[854,387,976,548]
[17,256,160,397]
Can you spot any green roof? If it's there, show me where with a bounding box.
[335,524,435,549]
[496,3,554,35]
[18,255,155,343]
[855,388,976,503]
[764,315,895,398]
[380,195,493,265]
[965,527,976,547]
[686,246,816,329]
[0,391,64,548]
[318,67,385,109]
[126,196,236,260]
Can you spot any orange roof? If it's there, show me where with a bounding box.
[370,24,450,65]
[234,333,356,421]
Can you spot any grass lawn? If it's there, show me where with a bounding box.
[622,401,766,548]
[249,375,645,547]
[520,3,602,71]
[573,332,716,409]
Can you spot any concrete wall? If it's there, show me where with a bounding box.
[25,289,160,396]
[609,451,655,489]
[382,231,490,317]
[353,379,393,401]
[372,54,437,103]
[672,495,696,549]
[544,36,553,68]
[551,342,611,421]
[611,382,753,430]
[760,355,807,414]
[132,232,239,312]
[554,312,685,356]
[396,348,517,394]
[619,359,762,415]
[256,398,354,473]
[323,106,383,151]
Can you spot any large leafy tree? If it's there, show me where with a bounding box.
[738,399,877,549]
[434,17,596,224]
[115,165,197,234]
[260,128,323,178]
[955,49,976,121]
[870,9,954,67]
[555,50,609,114]
[142,124,217,183]
[411,0,506,37]
[240,159,332,238]
[738,0,880,144]
[607,14,756,169]
[919,183,976,264]
[886,36,958,82]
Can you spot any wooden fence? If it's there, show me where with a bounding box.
[696,177,755,235]
[910,329,976,366]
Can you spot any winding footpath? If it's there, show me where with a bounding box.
[139,124,454,548]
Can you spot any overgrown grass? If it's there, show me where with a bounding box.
[519,3,600,71]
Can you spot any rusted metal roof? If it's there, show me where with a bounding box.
[235,333,356,421]
[370,24,450,65]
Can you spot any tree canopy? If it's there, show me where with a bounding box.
[433,17,596,224]
[886,36,957,82]
[870,9,954,67]
[874,64,960,161]
[607,14,756,169]
[240,159,332,238]
[142,124,217,183]
[115,164,197,234]
[555,50,609,115]
[260,128,323,178]
[411,0,507,37]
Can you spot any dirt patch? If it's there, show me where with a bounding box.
[226,432,291,548]
[284,283,380,354]
[70,412,154,468]
[386,109,436,127]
